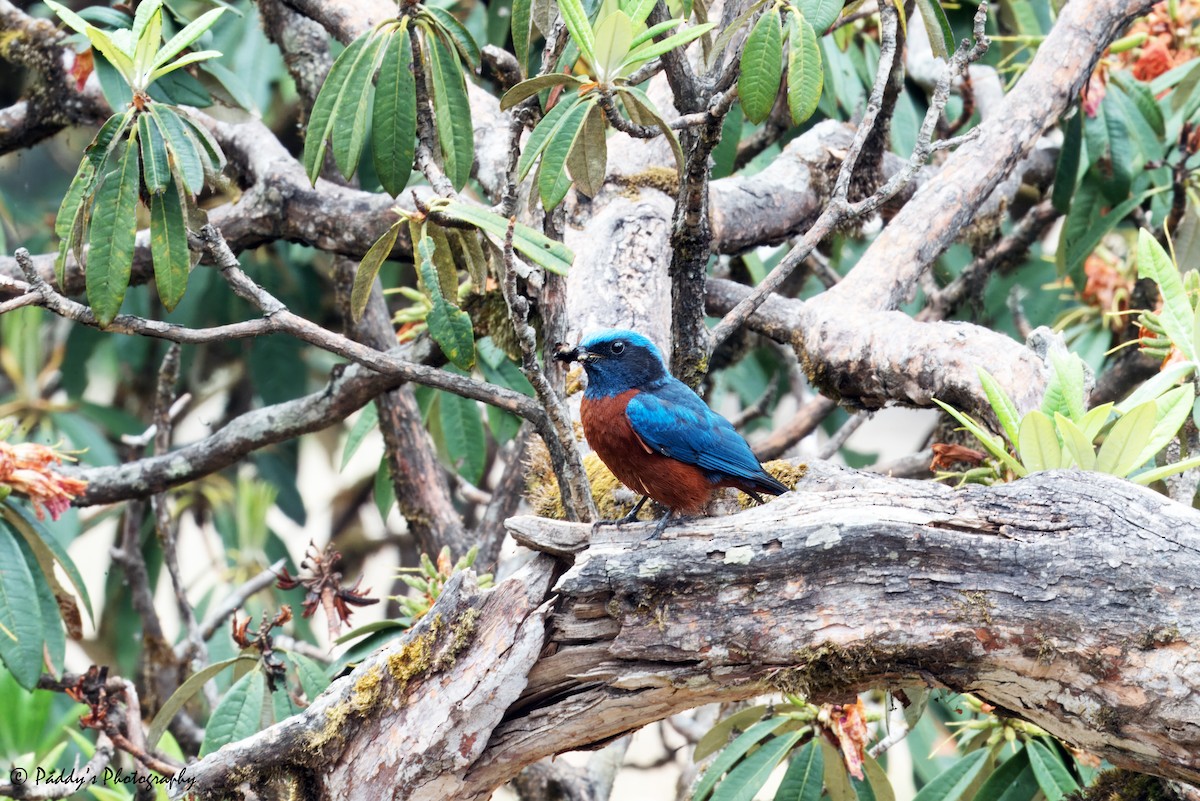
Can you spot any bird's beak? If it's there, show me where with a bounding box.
[554,344,597,363]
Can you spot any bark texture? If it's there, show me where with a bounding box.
[177,463,1200,799]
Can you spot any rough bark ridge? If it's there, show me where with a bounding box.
[177,464,1200,799]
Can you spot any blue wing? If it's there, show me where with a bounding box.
[625,378,775,487]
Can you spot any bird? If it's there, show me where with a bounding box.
[554,329,789,537]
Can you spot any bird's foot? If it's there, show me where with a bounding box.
[591,496,650,532]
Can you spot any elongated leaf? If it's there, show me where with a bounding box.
[149,49,222,82]
[352,222,401,322]
[862,755,894,801]
[427,33,475,191]
[1138,229,1197,362]
[1026,740,1079,801]
[435,199,575,275]
[786,11,822,125]
[1042,352,1086,422]
[622,22,716,72]
[518,92,587,179]
[133,3,162,93]
[86,134,140,326]
[1079,402,1115,441]
[912,749,990,801]
[1096,401,1157,476]
[427,224,461,300]
[0,519,44,689]
[594,9,634,79]
[180,113,227,176]
[423,6,481,68]
[501,75,584,111]
[706,0,769,70]
[418,237,475,369]
[739,8,783,124]
[453,226,488,290]
[372,29,416,197]
[152,7,227,71]
[932,399,1028,477]
[713,730,806,801]
[147,655,257,750]
[19,535,63,673]
[977,368,1020,445]
[149,103,205,195]
[1055,414,1097,470]
[819,738,855,801]
[45,1,137,79]
[694,718,789,801]
[1060,188,1161,291]
[539,98,593,209]
[1018,410,1061,472]
[149,172,190,310]
[557,0,597,64]
[0,504,94,628]
[630,17,686,50]
[332,30,388,180]
[565,101,607,198]
[200,667,268,756]
[1099,95,1133,202]
[138,112,170,193]
[1052,110,1083,214]
[1131,452,1200,485]
[695,705,771,762]
[975,750,1038,801]
[774,739,823,801]
[55,160,98,286]
[438,383,487,485]
[341,403,380,471]
[512,0,531,70]
[375,456,396,520]
[914,0,954,60]
[303,33,373,185]
[1134,383,1195,467]
[794,0,840,33]
[616,85,684,175]
[1114,362,1195,413]
[622,0,658,25]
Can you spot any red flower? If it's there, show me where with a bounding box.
[0,441,88,520]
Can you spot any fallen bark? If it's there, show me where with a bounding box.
[176,463,1200,799]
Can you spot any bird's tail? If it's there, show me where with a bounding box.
[754,471,790,496]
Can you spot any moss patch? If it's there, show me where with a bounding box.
[307,665,386,754]
[737,461,808,509]
[1065,769,1181,801]
[613,167,681,198]
[526,446,652,522]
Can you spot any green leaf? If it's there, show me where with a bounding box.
[713,730,806,801]
[819,738,856,801]
[55,161,97,286]
[45,0,137,81]
[786,11,822,125]
[977,368,1021,445]
[1115,362,1194,413]
[738,8,783,124]
[1041,352,1086,422]
[1131,452,1200,485]
[138,112,170,194]
[418,237,475,369]
[556,0,597,65]
[147,655,257,750]
[629,17,686,50]
[332,30,388,181]
[774,738,823,801]
[200,666,268,756]
[794,0,841,33]
[149,104,205,195]
[352,222,401,322]
[423,6,482,67]
[911,749,990,801]
[537,98,594,209]
[975,749,1039,801]
[565,102,608,198]
[438,384,488,485]
[341,404,380,471]
[862,755,894,801]
[616,85,684,175]
[180,114,227,176]
[622,0,658,26]
[693,718,789,801]
[623,21,716,71]
[427,224,461,300]
[434,200,575,275]
[1055,413,1097,470]
[512,0,532,71]
[1134,382,1195,467]
[1018,410,1060,473]
[151,7,227,72]
[593,9,634,79]
[149,49,222,83]
[426,33,475,191]
[20,535,64,674]
[517,92,587,179]
[86,133,140,327]
[706,0,769,70]
[1096,400,1157,476]
[1078,402,1115,442]
[1099,95,1133,202]
[282,651,330,702]
[932,399,1027,477]
[303,33,373,185]
[132,3,162,92]
[372,29,416,198]
[914,0,954,60]
[1026,740,1079,801]
[0,518,45,689]
[695,705,770,762]
[1052,110,1083,214]
[374,457,396,521]
[0,504,94,628]
[1138,228,1197,362]
[148,172,190,311]
[1059,187,1161,291]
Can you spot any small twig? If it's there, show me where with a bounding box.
[0,291,39,314]
[868,718,909,757]
[193,559,288,645]
[818,412,869,460]
[624,58,664,86]
[498,218,598,522]
[730,372,780,428]
[753,396,839,461]
[708,2,991,352]
[831,1,879,32]
[669,87,738,130]
[598,90,660,139]
[109,732,183,777]
[454,472,493,505]
[119,394,192,448]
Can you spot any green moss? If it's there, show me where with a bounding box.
[1064,769,1181,801]
[737,461,808,509]
[614,167,680,197]
[526,448,652,522]
[951,591,994,626]
[307,665,386,754]
[1137,625,1180,649]
[434,608,480,670]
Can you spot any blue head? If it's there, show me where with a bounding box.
[554,329,668,398]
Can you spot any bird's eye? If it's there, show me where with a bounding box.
[611,341,625,355]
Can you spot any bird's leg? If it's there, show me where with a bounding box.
[593,495,650,529]
[744,490,767,505]
[647,508,676,540]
